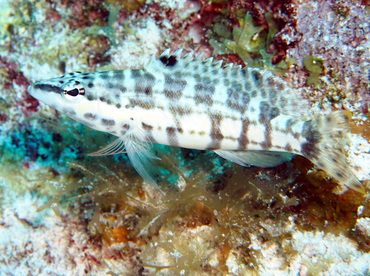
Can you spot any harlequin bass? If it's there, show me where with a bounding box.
[28,49,364,194]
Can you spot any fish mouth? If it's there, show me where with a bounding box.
[27,84,33,94]
[27,84,39,98]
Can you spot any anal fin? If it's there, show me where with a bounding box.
[214,150,294,168]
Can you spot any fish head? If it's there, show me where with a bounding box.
[28,72,124,134]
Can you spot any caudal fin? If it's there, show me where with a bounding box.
[301,111,366,194]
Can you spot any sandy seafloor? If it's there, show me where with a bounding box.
[0,0,369,275]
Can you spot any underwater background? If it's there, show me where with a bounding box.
[0,0,369,275]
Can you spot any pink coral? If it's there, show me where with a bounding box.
[0,56,38,115]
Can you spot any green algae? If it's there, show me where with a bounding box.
[304,55,325,88]
[210,13,292,73]
[210,14,265,60]
[105,0,146,11]
[37,146,301,274]
[213,21,232,41]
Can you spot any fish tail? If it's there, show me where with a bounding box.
[301,111,366,194]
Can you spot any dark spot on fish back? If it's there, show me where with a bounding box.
[129,99,155,109]
[134,71,155,96]
[270,107,280,119]
[266,76,275,87]
[250,90,257,97]
[194,83,215,105]
[251,70,262,84]
[160,55,178,67]
[259,101,270,123]
[275,82,284,91]
[113,70,124,78]
[227,89,250,113]
[164,75,186,99]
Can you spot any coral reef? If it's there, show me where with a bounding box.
[0,0,369,275]
[288,0,369,114]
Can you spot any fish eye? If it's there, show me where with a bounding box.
[65,88,80,97]
[61,81,85,102]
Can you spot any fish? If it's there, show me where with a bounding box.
[27,49,365,194]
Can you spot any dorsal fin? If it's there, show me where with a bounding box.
[145,49,307,116]
[145,49,222,73]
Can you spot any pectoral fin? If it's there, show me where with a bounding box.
[214,150,294,168]
[88,136,163,194]
[124,137,163,193]
[88,137,127,156]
